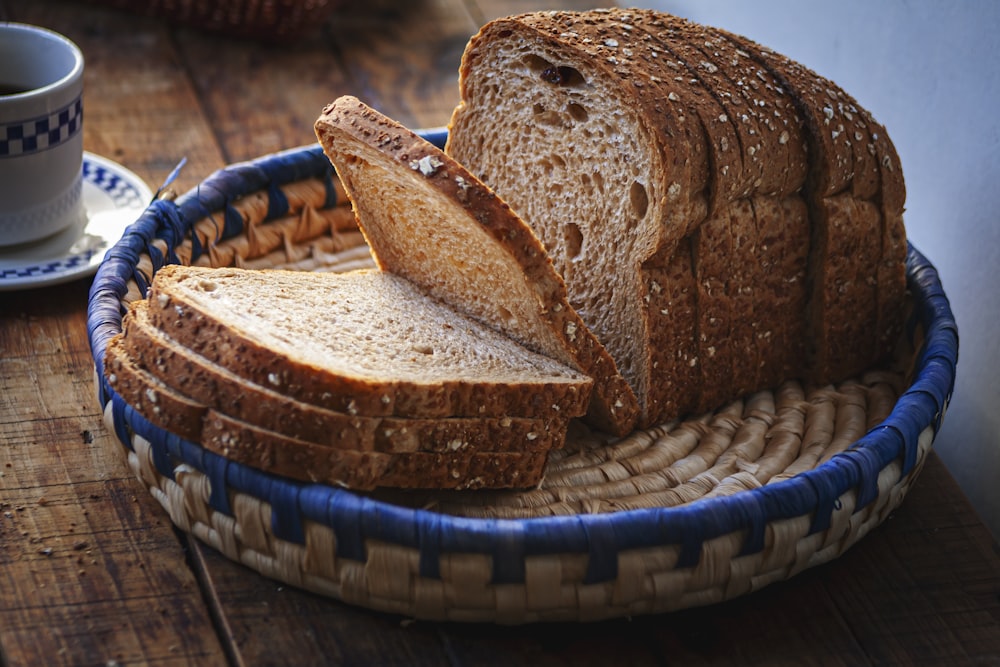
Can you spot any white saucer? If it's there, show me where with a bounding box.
[0,152,153,291]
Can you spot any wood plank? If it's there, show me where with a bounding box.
[821,454,1000,664]
[0,2,231,664]
[188,544,455,666]
[170,26,352,165]
[0,282,229,666]
[325,0,478,129]
[10,0,229,196]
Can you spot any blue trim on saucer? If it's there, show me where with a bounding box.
[0,154,147,283]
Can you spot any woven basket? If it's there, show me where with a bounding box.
[84,0,345,41]
[87,135,959,623]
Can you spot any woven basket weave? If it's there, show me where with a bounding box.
[87,134,958,623]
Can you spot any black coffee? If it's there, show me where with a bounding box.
[0,83,31,96]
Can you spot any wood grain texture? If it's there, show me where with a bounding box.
[0,0,998,665]
[0,281,229,666]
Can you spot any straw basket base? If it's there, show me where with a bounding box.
[86,139,958,623]
[100,388,936,623]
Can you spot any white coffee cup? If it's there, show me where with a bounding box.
[0,23,85,247]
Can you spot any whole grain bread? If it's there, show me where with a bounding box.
[105,334,555,489]
[712,26,906,383]
[446,8,907,425]
[121,299,567,454]
[314,96,639,435]
[145,264,592,420]
[201,411,549,491]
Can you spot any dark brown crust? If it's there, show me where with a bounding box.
[315,96,639,435]
[202,412,550,491]
[723,198,760,398]
[693,24,809,198]
[692,206,734,409]
[448,8,906,424]
[627,16,746,215]
[637,14,760,208]
[104,336,206,442]
[811,194,881,381]
[872,123,908,356]
[641,236,700,423]
[106,335,555,490]
[718,26,906,381]
[146,265,592,421]
[121,301,564,454]
[719,30,856,199]
[752,195,810,388]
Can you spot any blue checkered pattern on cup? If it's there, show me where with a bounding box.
[0,96,83,158]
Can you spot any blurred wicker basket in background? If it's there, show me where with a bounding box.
[84,0,345,40]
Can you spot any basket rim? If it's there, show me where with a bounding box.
[86,133,958,584]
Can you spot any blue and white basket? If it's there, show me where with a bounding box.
[87,134,958,623]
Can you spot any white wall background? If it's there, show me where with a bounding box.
[641,0,1000,539]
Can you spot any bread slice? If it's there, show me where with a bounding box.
[105,335,207,443]
[314,96,639,435]
[201,411,550,491]
[446,9,752,427]
[691,23,809,198]
[447,8,906,424]
[145,264,592,420]
[121,299,567,453]
[632,14,757,208]
[717,27,906,381]
[104,335,553,489]
[640,237,701,422]
[752,195,810,389]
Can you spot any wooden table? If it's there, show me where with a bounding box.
[1,1,998,665]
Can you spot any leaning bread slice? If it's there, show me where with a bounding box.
[105,336,555,489]
[314,96,638,436]
[121,299,567,454]
[145,264,592,421]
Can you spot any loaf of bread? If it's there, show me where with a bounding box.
[105,336,551,489]
[105,266,588,489]
[120,300,567,453]
[446,8,907,427]
[145,264,592,420]
[105,8,909,492]
[315,96,639,435]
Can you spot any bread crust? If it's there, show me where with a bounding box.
[448,8,907,424]
[718,27,907,381]
[316,96,639,435]
[106,334,556,489]
[202,412,549,491]
[146,264,592,421]
[104,336,206,442]
[121,301,565,453]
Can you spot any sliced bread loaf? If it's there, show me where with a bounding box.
[446,8,907,425]
[201,411,550,491]
[145,264,592,421]
[105,333,556,489]
[121,299,566,454]
[314,96,639,435]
